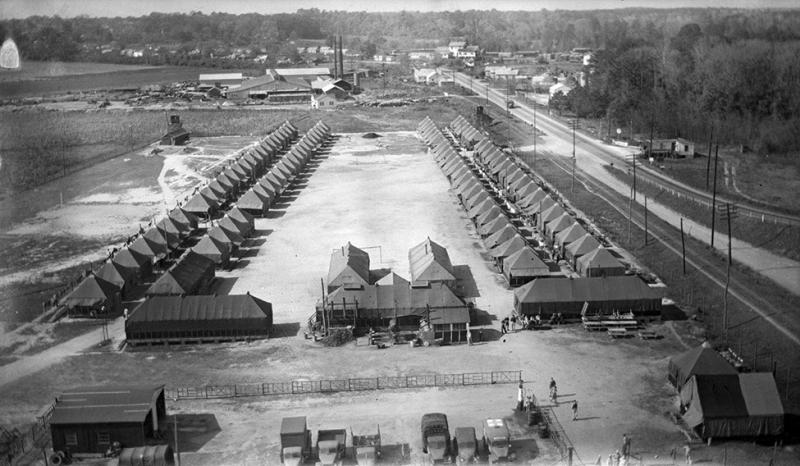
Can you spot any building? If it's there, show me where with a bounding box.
[272,67,330,78]
[50,385,166,455]
[409,238,456,289]
[327,242,372,292]
[311,93,337,109]
[549,82,573,97]
[575,248,626,277]
[159,115,189,146]
[414,68,439,84]
[448,41,467,57]
[145,251,215,296]
[95,261,138,299]
[668,344,738,388]
[502,247,550,287]
[198,73,243,89]
[125,294,273,345]
[513,275,662,320]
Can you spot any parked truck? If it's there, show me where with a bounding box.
[281,417,312,466]
[454,427,479,463]
[421,413,451,463]
[483,418,512,463]
[316,428,346,466]
[352,425,382,466]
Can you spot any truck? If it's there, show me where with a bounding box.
[281,417,312,466]
[316,428,347,466]
[483,418,512,463]
[352,425,382,466]
[454,427,479,463]
[421,413,451,463]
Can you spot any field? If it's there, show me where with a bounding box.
[0,61,160,82]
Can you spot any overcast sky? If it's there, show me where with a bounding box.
[1,0,797,19]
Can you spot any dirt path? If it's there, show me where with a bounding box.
[0,317,124,389]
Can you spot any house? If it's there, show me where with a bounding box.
[549,82,573,97]
[414,68,439,84]
[125,294,273,345]
[674,138,695,157]
[457,45,480,59]
[311,93,337,109]
[448,41,467,57]
[198,73,243,89]
[50,385,166,456]
[159,114,189,146]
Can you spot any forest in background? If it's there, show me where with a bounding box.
[1,8,800,154]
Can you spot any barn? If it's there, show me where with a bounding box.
[125,294,273,345]
[49,385,167,455]
[513,276,662,319]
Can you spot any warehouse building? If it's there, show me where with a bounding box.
[125,294,273,345]
[50,385,166,456]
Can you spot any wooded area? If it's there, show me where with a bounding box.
[1,8,799,153]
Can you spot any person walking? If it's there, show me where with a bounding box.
[571,400,578,420]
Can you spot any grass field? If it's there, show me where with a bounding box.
[0,61,160,82]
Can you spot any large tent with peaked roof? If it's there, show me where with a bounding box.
[126,294,273,344]
[503,247,550,286]
[668,344,738,388]
[95,261,138,299]
[576,248,626,277]
[145,251,215,296]
[192,235,232,268]
[679,373,784,438]
[60,275,122,317]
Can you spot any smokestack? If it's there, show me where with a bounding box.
[338,35,344,80]
[332,36,338,80]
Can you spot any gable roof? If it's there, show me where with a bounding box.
[490,234,527,258]
[129,294,272,323]
[112,248,150,270]
[409,238,455,284]
[577,248,623,270]
[668,345,738,388]
[504,247,549,276]
[60,275,118,307]
[328,242,371,287]
[515,276,659,304]
[95,261,136,289]
[565,233,601,257]
[146,250,215,296]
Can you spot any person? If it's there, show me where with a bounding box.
[466,322,472,345]
[571,400,578,420]
[517,382,524,411]
[622,434,631,458]
[500,319,506,334]
[683,443,692,465]
[510,314,517,332]
[549,378,558,404]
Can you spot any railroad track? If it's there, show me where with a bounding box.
[453,72,800,227]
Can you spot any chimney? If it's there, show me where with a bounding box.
[332,36,338,80]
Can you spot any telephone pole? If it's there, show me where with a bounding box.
[711,144,720,248]
[721,202,738,346]
[571,118,577,193]
[532,101,537,170]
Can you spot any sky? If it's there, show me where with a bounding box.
[1,0,797,18]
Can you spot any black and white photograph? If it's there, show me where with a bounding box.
[0,0,799,464]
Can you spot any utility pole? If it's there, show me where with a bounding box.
[532,101,537,170]
[711,144,720,248]
[571,118,576,193]
[680,217,686,275]
[628,185,633,244]
[705,124,713,190]
[721,202,737,346]
[644,196,648,245]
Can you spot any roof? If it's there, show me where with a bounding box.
[739,372,784,417]
[95,261,136,288]
[565,233,601,257]
[112,248,149,270]
[60,275,118,307]
[328,242,371,287]
[577,248,622,270]
[146,251,215,296]
[504,247,548,275]
[50,385,164,425]
[515,276,659,304]
[555,223,588,246]
[273,67,330,76]
[409,238,455,284]
[430,306,470,325]
[281,416,307,434]
[199,73,243,81]
[128,294,272,323]
[669,345,737,387]
[327,281,465,316]
[490,235,527,258]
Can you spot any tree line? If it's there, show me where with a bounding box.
[2,8,799,153]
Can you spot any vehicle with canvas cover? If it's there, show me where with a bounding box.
[316,428,346,466]
[421,413,451,462]
[352,425,382,466]
[281,416,312,466]
[454,426,479,463]
[483,418,512,463]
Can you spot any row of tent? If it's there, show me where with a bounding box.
[452,115,627,278]
[58,121,315,316]
[236,121,331,216]
[190,121,330,269]
[182,121,299,219]
[419,116,662,321]
[418,116,550,287]
[668,343,784,439]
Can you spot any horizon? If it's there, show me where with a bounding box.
[2,0,799,19]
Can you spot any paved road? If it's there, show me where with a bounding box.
[453,73,800,297]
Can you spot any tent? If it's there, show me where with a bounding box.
[514,276,661,319]
[503,247,550,286]
[60,275,121,317]
[565,233,601,266]
[668,345,737,388]
[192,235,232,268]
[95,261,138,299]
[680,373,784,438]
[490,234,527,261]
[112,248,152,278]
[484,224,518,250]
[145,251,215,296]
[576,248,625,277]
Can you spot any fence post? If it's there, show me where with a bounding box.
[204,386,209,399]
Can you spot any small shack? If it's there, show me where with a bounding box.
[50,385,166,455]
[159,115,190,146]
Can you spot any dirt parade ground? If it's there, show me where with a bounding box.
[2,131,797,465]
